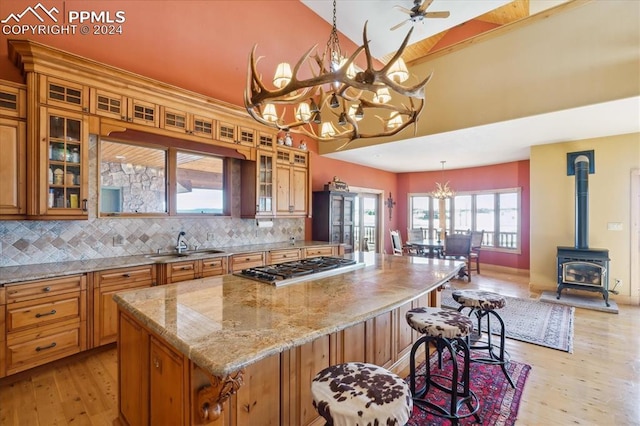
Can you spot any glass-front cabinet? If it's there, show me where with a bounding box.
[257,151,274,216]
[40,107,88,217]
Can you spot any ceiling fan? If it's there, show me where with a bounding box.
[391,0,451,31]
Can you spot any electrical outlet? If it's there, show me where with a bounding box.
[607,222,623,231]
[113,235,124,246]
[207,232,215,241]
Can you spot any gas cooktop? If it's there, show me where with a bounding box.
[236,256,363,286]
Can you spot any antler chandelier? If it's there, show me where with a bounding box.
[431,161,455,199]
[244,0,432,148]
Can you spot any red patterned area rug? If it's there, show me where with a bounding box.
[406,352,531,426]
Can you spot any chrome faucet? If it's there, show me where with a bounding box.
[175,231,188,254]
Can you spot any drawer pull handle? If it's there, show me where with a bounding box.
[36,342,57,352]
[122,273,131,278]
[35,309,57,318]
[181,266,193,270]
[43,286,51,292]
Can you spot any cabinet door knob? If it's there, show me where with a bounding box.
[122,273,131,278]
[82,199,88,212]
[42,286,51,292]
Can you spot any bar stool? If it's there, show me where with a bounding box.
[452,289,515,388]
[311,362,412,426]
[406,307,481,425]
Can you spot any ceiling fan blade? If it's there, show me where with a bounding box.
[417,0,434,14]
[390,19,408,31]
[393,5,413,15]
[424,11,450,18]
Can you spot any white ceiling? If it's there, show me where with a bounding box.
[300,1,640,172]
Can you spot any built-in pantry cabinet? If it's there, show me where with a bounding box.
[5,39,310,220]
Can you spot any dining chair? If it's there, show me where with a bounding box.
[469,230,484,274]
[390,230,417,256]
[406,228,425,255]
[441,233,472,281]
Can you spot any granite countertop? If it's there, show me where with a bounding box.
[0,241,336,285]
[113,252,462,377]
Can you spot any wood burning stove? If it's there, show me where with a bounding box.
[556,152,611,306]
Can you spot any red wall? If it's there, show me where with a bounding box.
[396,160,531,270]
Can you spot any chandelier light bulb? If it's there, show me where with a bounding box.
[262,103,278,123]
[295,102,311,122]
[374,87,391,104]
[273,63,292,89]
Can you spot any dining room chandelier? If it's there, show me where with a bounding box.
[431,160,455,199]
[244,0,433,148]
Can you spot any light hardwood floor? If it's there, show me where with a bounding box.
[1,268,638,425]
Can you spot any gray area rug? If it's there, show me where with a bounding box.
[441,289,574,353]
[540,290,619,314]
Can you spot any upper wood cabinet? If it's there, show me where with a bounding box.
[0,81,27,218]
[241,149,276,218]
[39,76,89,113]
[160,106,216,140]
[217,120,256,147]
[35,106,89,218]
[257,132,276,150]
[276,147,308,217]
[91,88,159,128]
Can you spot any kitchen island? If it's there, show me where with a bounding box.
[114,253,462,425]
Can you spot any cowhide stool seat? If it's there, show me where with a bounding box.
[311,362,412,426]
[406,307,481,425]
[452,289,515,388]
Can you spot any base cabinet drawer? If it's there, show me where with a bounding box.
[201,257,227,278]
[303,246,336,258]
[230,252,265,272]
[6,321,84,375]
[7,295,80,332]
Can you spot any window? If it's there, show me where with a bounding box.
[176,151,224,214]
[100,140,167,214]
[99,139,227,216]
[409,188,521,251]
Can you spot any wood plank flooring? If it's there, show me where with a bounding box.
[1,268,639,425]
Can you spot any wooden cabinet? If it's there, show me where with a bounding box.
[276,147,308,217]
[93,265,156,346]
[312,191,357,253]
[34,106,89,218]
[0,80,27,218]
[91,88,159,128]
[281,336,328,426]
[39,75,89,112]
[257,132,276,150]
[150,336,189,425]
[119,311,150,426]
[3,275,86,376]
[229,252,265,272]
[232,352,281,425]
[159,256,227,284]
[217,120,256,147]
[241,149,276,218]
[160,105,216,139]
[268,248,301,265]
[366,311,394,369]
[0,287,5,378]
[303,245,337,258]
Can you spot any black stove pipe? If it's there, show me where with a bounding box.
[575,155,589,249]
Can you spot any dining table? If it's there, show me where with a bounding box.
[406,239,444,258]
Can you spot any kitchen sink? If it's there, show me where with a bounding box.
[145,253,191,261]
[145,249,225,262]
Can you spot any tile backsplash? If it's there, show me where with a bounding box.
[0,217,304,267]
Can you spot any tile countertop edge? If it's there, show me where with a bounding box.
[0,241,339,285]
[114,255,463,378]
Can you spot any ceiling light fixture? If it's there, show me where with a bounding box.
[244,0,433,149]
[431,160,455,199]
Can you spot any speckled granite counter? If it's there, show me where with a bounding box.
[0,241,336,285]
[113,252,462,377]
